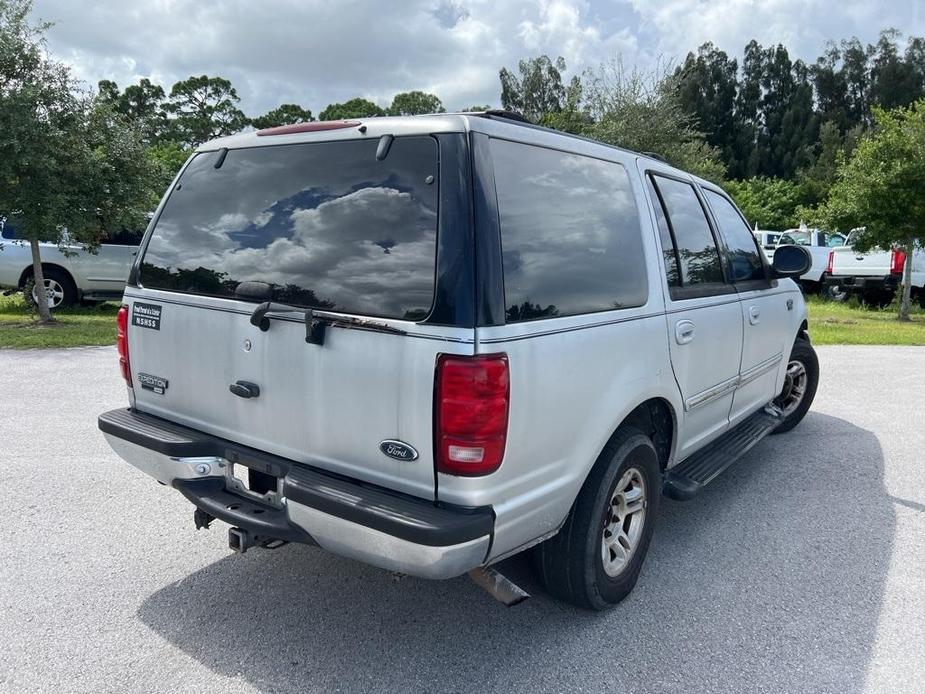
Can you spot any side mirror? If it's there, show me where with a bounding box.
[771,245,811,278]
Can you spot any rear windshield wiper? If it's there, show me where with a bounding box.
[249,302,406,346]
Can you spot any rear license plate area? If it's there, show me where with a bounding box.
[226,461,282,507]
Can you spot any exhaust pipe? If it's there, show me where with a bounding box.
[468,566,530,606]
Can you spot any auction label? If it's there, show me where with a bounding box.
[132,302,162,330]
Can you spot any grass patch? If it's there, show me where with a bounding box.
[806,295,925,345]
[0,293,118,349]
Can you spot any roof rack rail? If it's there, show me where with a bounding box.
[477,110,534,124]
[642,151,669,163]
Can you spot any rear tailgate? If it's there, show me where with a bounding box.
[125,133,471,500]
[830,246,892,277]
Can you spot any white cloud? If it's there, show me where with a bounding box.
[31,0,925,118]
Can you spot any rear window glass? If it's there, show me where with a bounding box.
[491,139,647,322]
[140,136,439,320]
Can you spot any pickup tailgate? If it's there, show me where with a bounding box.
[829,246,892,277]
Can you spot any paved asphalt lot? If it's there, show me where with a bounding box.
[1,345,924,693]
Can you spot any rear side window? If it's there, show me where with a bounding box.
[140,137,439,320]
[650,176,726,291]
[702,189,766,283]
[491,139,647,322]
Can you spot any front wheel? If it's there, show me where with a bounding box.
[772,337,819,434]
[532,426,661,610]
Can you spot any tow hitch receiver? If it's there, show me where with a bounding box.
[468,566,530,606]
[228,527,287,554]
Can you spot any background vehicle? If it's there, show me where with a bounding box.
[0,221,141,308]
[753,229,782,252]
[825,230,925,306]
[770,227,847,294]
[97,113,818,610]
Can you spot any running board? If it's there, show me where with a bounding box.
[663,408,782,501]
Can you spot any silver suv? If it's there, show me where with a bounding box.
[98,113,818,609]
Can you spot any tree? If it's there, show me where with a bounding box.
[318,97,385,121]
[869,29,924,110]
[119,78,168,142]
[819,101,925,320]
[674,43,740,174]
[581,60,726,182]
[0,0,160,322]
[461,104,491,112]
[250,103,314,129]
[388,91,444,116]
[724,177,807,229]
[499,55,581,123]
[165,75,247,146]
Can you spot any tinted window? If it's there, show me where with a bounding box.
[703,189,765,283]
[651,176,724,286]
[1,222,17,240]
[491,139,646,322]
[140,137,438,320]
[104,228,144,246]
[646,178,680,287]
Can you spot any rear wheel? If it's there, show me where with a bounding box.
[25,267,77,310]
[822,279,848,302]
[532,426,660,610]
[772,337,819,434]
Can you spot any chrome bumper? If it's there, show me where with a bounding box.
[102,427,491,580]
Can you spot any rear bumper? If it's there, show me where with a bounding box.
[99,408,493,579]
[825,275,899,293]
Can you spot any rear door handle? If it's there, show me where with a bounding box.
[675,320,695,345]
[229,381,260,399]
[748,305,760,325]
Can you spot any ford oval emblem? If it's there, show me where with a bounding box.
[379,440,419,461]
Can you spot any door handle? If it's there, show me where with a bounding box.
[748,305,760,325]
[229,380,260,399]
[675,320,695,345]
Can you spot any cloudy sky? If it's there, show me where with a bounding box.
[32,0,925,117]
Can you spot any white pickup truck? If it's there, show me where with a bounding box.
[762,228,847,293]
[824,232,925,306]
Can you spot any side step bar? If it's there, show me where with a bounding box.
[663,408,782,501]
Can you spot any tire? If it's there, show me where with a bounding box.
[772,337,819,434]
[532,426,661,610]
[822,279,848,302]
[26,267,77,310]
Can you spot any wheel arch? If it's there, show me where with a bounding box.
[590,397,678,480]
[18,262,78,291]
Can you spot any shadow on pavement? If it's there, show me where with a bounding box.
[137,412,891,693]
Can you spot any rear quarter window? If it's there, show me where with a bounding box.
[139,136,439,320]
[490,139,647,322]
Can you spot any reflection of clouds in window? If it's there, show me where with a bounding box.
[141,137,438,319]
[492,139,647,321]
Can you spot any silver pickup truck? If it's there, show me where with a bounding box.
[0,222,140,308]
[97,112,818,609]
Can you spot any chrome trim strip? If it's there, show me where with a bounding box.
[684,351,784,412]
[685,375,739,412]
[739,351,784,387]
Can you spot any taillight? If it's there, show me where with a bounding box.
[435,354,509,476]
[826,250,834,275]
[891,248,907,275]
[117,305,132,387]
